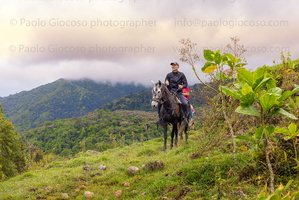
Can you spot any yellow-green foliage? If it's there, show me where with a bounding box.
[0,105,26,181]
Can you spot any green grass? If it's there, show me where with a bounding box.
[0,129,297,200]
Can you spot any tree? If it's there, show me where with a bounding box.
[221,67,299,193]
[179,38,247,167]
[0,105,26,180]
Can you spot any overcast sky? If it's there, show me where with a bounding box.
[1,0,298,97]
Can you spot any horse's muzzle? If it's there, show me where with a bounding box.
[151,101,158,109]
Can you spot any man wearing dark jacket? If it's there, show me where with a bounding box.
[165,62,189,124]
[157,62,189,125]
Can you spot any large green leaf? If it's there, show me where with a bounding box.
[254,126,264,140]
[253,77,270,93]
[235,105,261,116]
[278,85,299,101]
[260,93,276,112]
[266,87,282,96]
[288,122,297,134]
[214,51,222,65]
[202,62,217,73]
[203,49,215,61]
[237,69,254,86]
[265,76,276,89]
[275,127,288,134]
[266,125,275,136]
[234,83,243,90]
[241,92,255,105]
[220,86,242,100]
[269,107,280,116]
[241,84,253,95]
[253,66,266,80]
[278,108,298,119]
[227,60,234,69]
[225,53,236,62]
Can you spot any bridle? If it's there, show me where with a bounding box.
[152,85,177,111]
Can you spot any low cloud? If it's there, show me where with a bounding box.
[0,0,298,96]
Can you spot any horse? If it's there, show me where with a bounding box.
[151,80,190,151]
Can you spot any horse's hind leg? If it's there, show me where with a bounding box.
[170,128,174,149]
[173,124,179,148]
[178,122,183,140]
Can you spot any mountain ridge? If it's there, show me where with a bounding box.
[0,78,149,131]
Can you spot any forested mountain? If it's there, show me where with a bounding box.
[0,79,148,132]
[21,109,161,156]
[101,90,153,111]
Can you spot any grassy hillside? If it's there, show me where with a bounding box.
[0,129,265,200]
[21,109,161,156]
[0,79,148,132]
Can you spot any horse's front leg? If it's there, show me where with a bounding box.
[174,123,178,147]
[170,126,174,149]
[163,125,168,151]
[184,126,189,145]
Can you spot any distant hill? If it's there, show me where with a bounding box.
[101,83,209,111]
[0,79,148,132]
[101,89,153,111]
[21,109,161,156]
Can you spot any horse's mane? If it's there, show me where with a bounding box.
[160,83,171,97]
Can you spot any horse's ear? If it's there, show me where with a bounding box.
[151,80,155,86]
[158,80,162,86]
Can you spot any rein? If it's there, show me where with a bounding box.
[157,86,177,111]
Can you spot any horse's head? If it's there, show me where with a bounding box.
[151,80,163,109]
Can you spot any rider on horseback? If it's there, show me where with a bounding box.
[157,62,189,125]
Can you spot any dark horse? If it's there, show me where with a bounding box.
[151,80,190,150]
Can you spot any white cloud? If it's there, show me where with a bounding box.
[0,0,298,97]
